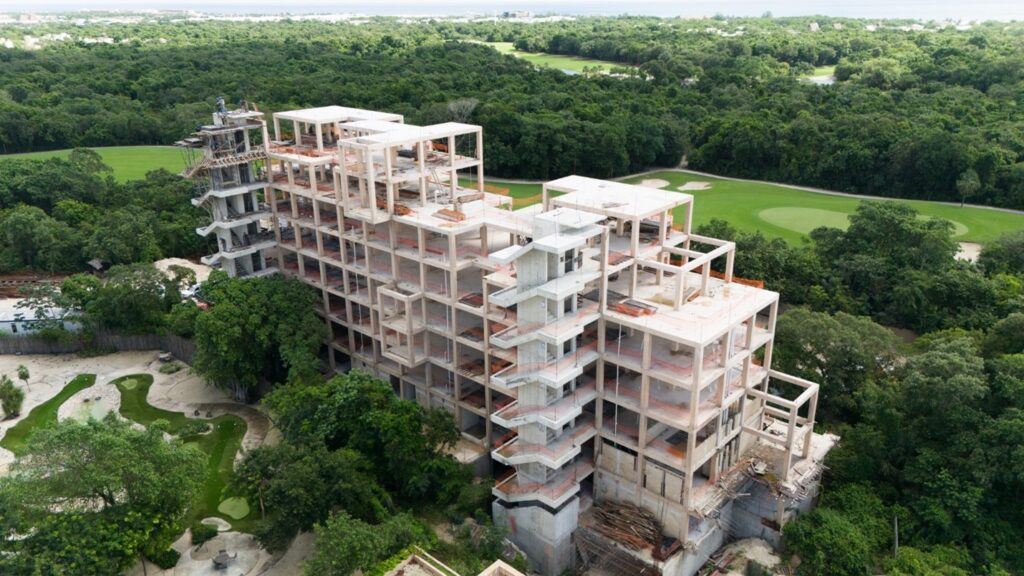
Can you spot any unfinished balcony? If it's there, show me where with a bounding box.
[491,341,600,391]
[492,459,595,510]
[381,329,427,368]
[492,413,596,469]
[490,301,600,349]
[644,419,719,471]
[600,403,641,449]
[489,269,602,309]
[491,377,597,430]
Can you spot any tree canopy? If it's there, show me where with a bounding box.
[0,415,205,575]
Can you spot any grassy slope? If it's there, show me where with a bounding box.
[624,171,1024,244]
[486,42,616,73]
[0,374,96,455]
[113,374,251,530]
[0,146,186,182]
[802,65,837,77]
[469,173,1022,244]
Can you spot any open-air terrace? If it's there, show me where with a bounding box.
[604,268,778,346]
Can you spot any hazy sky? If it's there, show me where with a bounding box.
[9,0,1024,20]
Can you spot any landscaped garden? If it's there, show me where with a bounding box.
[0,374,96,455]
[0,372,251,531]
[113,374,252,530]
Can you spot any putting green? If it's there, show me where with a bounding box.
[758,207,851,234]
[217,497,250,520]
[119,378,138,390]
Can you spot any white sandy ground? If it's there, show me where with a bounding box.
[957,241,982,262]
[154,257,213,283]
[0,350,298,575]
[718,538,782,575]
[639,178,670,188]
[679,181,712,191]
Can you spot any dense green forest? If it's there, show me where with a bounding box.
[3,16,1024,207]
[0,149,212,273]
[707,207,1024,574]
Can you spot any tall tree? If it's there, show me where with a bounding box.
[192,272,324,401]
[0,415,205,574]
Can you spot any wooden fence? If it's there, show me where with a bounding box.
[0,330,195,363]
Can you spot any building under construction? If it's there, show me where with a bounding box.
[180,103,836,576]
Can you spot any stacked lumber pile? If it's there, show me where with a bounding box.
[592,501,662,550]
[435,208,466,222]
[375,198,413,215]
[610,299,657,317]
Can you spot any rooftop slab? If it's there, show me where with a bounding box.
[547,175,692,221]
[273,105,403,125]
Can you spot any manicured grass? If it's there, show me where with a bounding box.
[460,177,542,199]
[622,171,1024,244]
[113,374,251,530]
[802,65,836,77]
[0,374,96,455]
[486,42,618,73]
[0,146,187,182]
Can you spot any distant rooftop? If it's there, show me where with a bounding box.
[546,175,692,221]
[273,105,403,125]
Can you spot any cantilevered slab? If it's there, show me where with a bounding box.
[274,105,403,125]
[348,122,480,147]
[547,175,691,221]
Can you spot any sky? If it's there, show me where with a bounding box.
[7,0,1024,20]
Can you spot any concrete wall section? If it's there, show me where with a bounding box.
[494,498,580,576]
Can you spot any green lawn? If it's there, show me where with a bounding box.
[0,375,96,455]
[802,65,836,77]
[460,177,542,199]
[485,42,618,73]
[624,171,1024,244]
[0,146,186,182]
[113,374,251,530]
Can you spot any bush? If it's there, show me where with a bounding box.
[176,421,211,438]
[147,548,181,570]
[0,376,25,418]
[159,361,183,374]
[191,521,219,546]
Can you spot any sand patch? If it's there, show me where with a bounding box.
[679,181,711,191]
[154,257,211,283]
[639,178,669,188]
[957,241,982,262]
[57,382,120,422]
[718,538,781,575]
[201,517,232,532]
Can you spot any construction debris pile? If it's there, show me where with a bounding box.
[592,501,663,550]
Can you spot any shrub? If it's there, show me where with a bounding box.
[177,421,212,438]
[147,548,181,570]
[191,521,219,546]
[0,376,25,418]
[159,361,183,374]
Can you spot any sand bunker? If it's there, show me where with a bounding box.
[679,181,711,191]
[639,178,670,188]
[58,382,120,422]
[957,242,982,262]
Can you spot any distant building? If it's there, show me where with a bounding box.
[808,22,820,32]
[0,298,79,336]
